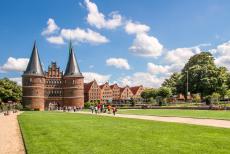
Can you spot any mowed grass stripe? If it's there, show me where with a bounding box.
[118,109,230,120]
[18,112,230,154]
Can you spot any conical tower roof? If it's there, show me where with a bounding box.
[64,42,82,77]
[23,41,44,76]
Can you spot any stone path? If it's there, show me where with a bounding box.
[0,112,25,154]
[78,111,230,128]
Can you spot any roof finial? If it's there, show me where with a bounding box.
[69,40,73,55]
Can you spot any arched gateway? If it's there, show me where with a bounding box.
[22,42,84,111]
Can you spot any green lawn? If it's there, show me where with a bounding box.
[118,109,230,120]
[18,112,230,154]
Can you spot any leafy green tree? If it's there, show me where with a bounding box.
[84,102,91,108]
[162,73,181,95]
[193,94,201,104]
[225,90,230,99]
[177,52,228,99]
[157,87,172,98]
[141,88,158,102]
[211,92,221,104]
[0,78,22,102]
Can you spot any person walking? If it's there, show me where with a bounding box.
[95,106,98,114]
[100,103,104,113]
[107,104,111,114]
[90,105,94,114]
[73,106,76,112]
[112,106,117,116]
[97,104,101,113]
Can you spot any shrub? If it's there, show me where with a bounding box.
[193,94,201,104]
[205,95,212,105]
[84,102,91,108]
[211,92,221,104]
[15,103,23,110]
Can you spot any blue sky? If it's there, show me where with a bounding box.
[1,0,230,87]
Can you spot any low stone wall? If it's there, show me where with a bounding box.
[117,105,230,110]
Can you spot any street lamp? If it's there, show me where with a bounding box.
[185,70,189,101]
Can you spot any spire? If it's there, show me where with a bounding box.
[69,40,72,55]
[24,41,44,76]
[64,42,82,77]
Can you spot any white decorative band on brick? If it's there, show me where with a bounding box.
[23,86,44,88]
[22,96,45,98]
[62,96,84,98]
[62,87,84,89]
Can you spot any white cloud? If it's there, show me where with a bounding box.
[42,18,109,45]
[147,62,184,77]
[61,28,109,44]
[165,46,201,64]
[106,58,130,70]
[129,33,163,57]
[215,56,230,69]
[214,41,230,56]
[0,57,29,72]
[41,18,60,36]
[119,72,164,88]
[212,41,230,70]
[9,77,22,86]
[83,72,111,84]
[125,21,150,34]
[147,63,168,75]
[167,63,184,73]
[84,0,122,29]
[46,36,65,45]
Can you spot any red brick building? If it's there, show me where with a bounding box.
[120,86,134,101]
[84,80,101,103]
[22,42,84,111]
[100,82,113,103]
[130,85,144,100]
[110,84,121,101]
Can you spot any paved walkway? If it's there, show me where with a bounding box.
[78,111,230,128]
[0,112,25,154]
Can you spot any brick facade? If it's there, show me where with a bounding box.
[22,42,84,111]
[100,82,113,103]
[84,80,100,102]
[84,80,144,103]
[110,84,120,101]
[120,86,134,100]
[130,85,144,100]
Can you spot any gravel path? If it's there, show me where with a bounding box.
[78,111,230,128]
[0,112,25,154]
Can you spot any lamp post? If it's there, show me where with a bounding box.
[185,71,189,101]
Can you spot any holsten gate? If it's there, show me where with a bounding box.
[22,42,84,111]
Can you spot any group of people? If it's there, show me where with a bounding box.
[62,106,83,112]
[90,104,118,115]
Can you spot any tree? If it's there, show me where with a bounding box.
[225,90,230,103]
[162,73,181,95]
[157,87,172,98]
[211,92,221,104]
[141,88,158,102]
[0,78,22,102]
[177,52,228,99]
[193,94,201,104]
